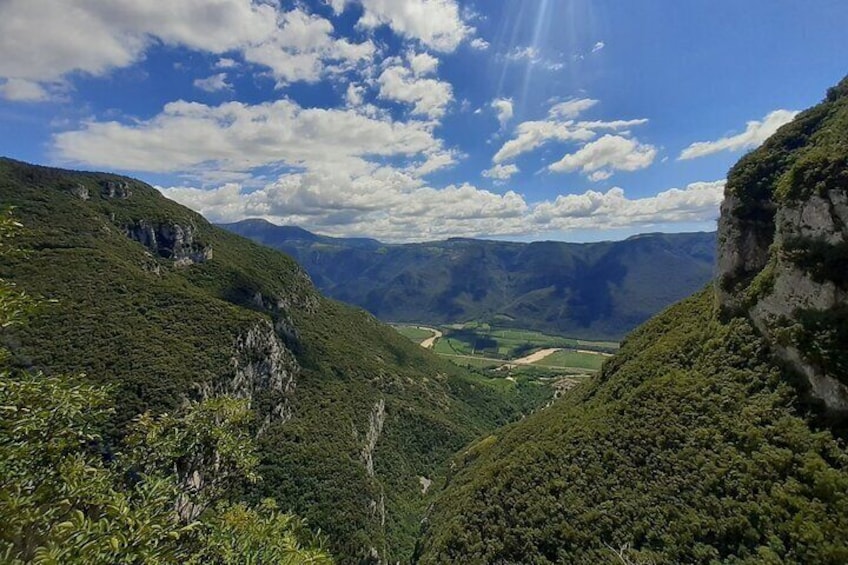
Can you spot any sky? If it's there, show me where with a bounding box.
[1,1,847,243]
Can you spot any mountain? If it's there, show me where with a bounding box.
[221,220,717,340]
[415,78,848,563]
[0,157,547,563]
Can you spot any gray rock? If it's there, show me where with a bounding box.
[100,179,132,199]
[717,188,848,413]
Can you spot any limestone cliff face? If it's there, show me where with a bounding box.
[124,219,213,266]
[198,319,299,426]
[717,77,848,413]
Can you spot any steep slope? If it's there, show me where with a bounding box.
[416,79,848,563]
[717,76,848,413]
[222,220,716,340]
[0,158,546,563]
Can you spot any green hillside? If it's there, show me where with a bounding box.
[222,221,716,340]
[417,290,848,564]
[0,158,547,563]
[415,78,848,564]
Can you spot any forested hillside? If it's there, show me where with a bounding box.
[222,220,715,340]
[416,77,848,564]
[0,158,546,563]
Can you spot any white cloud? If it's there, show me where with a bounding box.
[344,0,471,52]
[346,83,366,107]
[503,46,563,70]
[377,65,453,119]
[679,109,799,160]
[193,73,231,92]
[0,2,374,91]
[483,164,519,180]
[408,51,440,76]
[592,41,605,53]
[242,8,376,86]
[549,134,657,178]
[470,37,490,51]
[0,78,50,102]
[0,0,277,82]
[491,98,514,128]
[506,46,540,63]
[549,98,598,119]
[215,58,238,69]
[492,98,647,164]
[53,99,448,176]
[160,174,529,242]
[533,181,725,231]
[160,176,724,242]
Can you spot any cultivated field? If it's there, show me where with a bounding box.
[393,322,617,374]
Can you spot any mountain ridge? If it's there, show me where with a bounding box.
[221,219,717,340]
[0,156,546,563]
[415,75,848,564]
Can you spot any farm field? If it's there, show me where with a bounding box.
[393,323,617,374]
[533,349,606,371]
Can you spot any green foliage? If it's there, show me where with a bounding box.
[782,236,848,290]
[126,396,261,521]
[0,158,543,562]
[188,499,332,565]
[417,291,848,564]
[0,373,333,564]
[392,325,437,343]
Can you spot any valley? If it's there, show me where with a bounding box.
[1,3,847,564]
[394,322,613,374]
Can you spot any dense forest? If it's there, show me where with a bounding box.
[0,159,548,563]
[416,76,848,564]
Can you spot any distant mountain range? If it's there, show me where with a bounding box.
[220,219,717,340]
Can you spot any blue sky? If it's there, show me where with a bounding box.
[1,0,846,242]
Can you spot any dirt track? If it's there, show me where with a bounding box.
[511,347,562,365]
[418,327,443,349]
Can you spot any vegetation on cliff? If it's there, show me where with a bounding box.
[0,159,545,563]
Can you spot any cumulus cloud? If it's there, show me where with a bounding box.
[549,98,598,119]
[193,73,231,92]
[470,37,490,51]
[340,0,471,52]
[679,109,799,160]
[548,134,657,179]
[408,51,440,76]
[532,181,725,231]
[159,176,725,242]
[377,65,453,119]
[0,79,50,102]
[591,41,605,53]
[492,98,648,165]
[53,99,450,176]
[491,98,514,128]
[482,164,519,180]
[160,174,529,242]
[0,1,374,92]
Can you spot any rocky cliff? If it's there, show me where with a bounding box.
[717,76,848,413]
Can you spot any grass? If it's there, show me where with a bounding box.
[396,321,618,372]
[392,325,435,343]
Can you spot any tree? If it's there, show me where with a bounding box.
[0,212,333,564]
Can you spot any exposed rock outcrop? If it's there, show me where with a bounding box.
[362,398,386,478]
[100,179,133,199]
[124,219,213,266]
[68,183,90,200]
[716,77,848,414]
[198,319,299,426]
